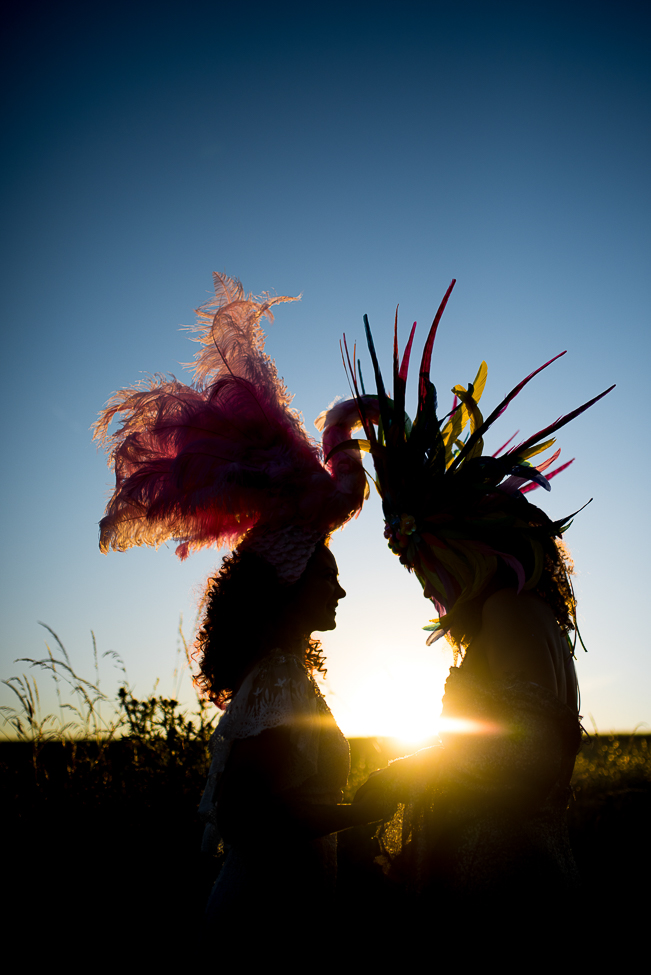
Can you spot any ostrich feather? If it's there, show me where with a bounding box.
[95,274,369,564]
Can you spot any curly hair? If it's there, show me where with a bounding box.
[442,496,577,653]
[194,548,327,709]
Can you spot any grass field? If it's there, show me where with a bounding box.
[2,632,649,956]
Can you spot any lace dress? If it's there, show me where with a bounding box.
[199,649,350,924]
[380,665,582,912]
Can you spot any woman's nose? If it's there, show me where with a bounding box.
[336,582,346,599]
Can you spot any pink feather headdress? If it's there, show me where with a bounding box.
[94,273,368,582]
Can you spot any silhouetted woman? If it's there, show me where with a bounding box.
[342,281,613,929]
[197,542,392,937]
[93,273,389,946]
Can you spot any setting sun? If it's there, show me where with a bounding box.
[323,655,448,745]
[322,648,508,745]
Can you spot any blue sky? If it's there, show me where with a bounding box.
[1,1,649,736]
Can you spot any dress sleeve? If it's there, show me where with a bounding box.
[198,650,321,853]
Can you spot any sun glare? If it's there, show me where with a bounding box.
[327,657,448,745]
[325,653,507,746]
[437,716,503,736]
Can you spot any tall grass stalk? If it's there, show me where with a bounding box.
[0,622,219,753]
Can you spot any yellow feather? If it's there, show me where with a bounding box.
[471,361,488,403]
[516,438,556,463]
[442,362,487,466]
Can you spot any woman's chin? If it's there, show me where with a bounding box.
[312,613,337,634]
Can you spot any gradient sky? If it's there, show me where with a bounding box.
[1,0,649,738]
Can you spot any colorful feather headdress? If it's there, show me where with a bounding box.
[94,273,369,582]
[329,280,615,641]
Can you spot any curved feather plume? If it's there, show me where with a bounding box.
[418,279,456,404]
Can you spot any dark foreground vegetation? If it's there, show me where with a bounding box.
[3,730,649,956]
[2,633,649,957]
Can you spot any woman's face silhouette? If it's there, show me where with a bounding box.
[295,545,346,634]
